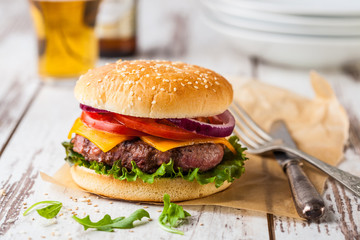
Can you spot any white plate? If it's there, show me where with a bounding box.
[203,0,360,27]
[203,13,360,68]
[217,0,360,16]
[204,8,360,37]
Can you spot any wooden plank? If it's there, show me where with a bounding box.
[0,32,40,153]
[257,64,360,239]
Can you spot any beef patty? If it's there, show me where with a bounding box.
[71,134,224,174]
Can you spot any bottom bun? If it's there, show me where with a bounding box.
[70,165,231,202]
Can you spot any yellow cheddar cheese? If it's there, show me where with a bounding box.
[68,118,134,152]
[140,136,236,154]
[68,118,236,154]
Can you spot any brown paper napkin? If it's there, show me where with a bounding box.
[41,72,349,219]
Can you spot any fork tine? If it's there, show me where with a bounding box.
[229,105,267,145]
[232,101,272,141]
[232,127,255,151]
[232,124,260,149]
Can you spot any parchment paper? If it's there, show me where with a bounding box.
[41,72,349,219]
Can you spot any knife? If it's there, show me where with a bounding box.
[270,120,325,220]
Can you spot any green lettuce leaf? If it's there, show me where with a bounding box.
[23,201,62,219]
[158,194,191,235]
[72,209,150,232]
[62,136,247,187]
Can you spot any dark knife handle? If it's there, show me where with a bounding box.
[284,160,325,220]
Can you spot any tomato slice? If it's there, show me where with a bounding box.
[80,111,146,136]
[113,114,206,140]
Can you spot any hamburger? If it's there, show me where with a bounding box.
[63,60,246,202]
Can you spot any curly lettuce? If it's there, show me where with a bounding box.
[62,136,247,188]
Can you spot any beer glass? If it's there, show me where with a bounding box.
[29,0,100,82]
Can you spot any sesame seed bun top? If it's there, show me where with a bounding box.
[74,60,233,118]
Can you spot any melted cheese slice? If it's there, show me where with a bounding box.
[68,118,135,152]
[68,118,236,154]
[140,136,236,154]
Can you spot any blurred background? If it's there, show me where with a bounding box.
[2,0,360,85]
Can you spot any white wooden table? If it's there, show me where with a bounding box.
[1,0,360,239]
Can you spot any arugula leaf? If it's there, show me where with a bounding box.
[72,209,150,232]
[158,194,191,235]
[62,136,247,187]
[23,201,62,219]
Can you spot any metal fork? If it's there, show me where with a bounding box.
[229,101,360,197]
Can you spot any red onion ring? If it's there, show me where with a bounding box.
[167,110,235,138]
[80,104,110,113]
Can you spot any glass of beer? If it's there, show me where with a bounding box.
[29,0,100,82]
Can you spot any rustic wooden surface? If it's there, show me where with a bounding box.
[1,0,360,239]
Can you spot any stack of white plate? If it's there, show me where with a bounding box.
[201,0,360,68]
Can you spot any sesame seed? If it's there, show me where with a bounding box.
[98,79,102,83]
[93,204,98,207]
[86,82,90,86]
[187,82,192,85]
[194,86,199,89]
[141,68,146,71]
[145,74,150,77]
[215,81,220,85]
[160,88,165,91]
[181,83,185,87]
[195,81,198,84]
[143,206,148,209]
[163,79,170,82]
[129,91,134,96]
[138,97,142,101]
[152,86,156,90]
[0,189,5,196]
[151,100,156,104]
[173,87,177,92]
[205,85,208,88]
